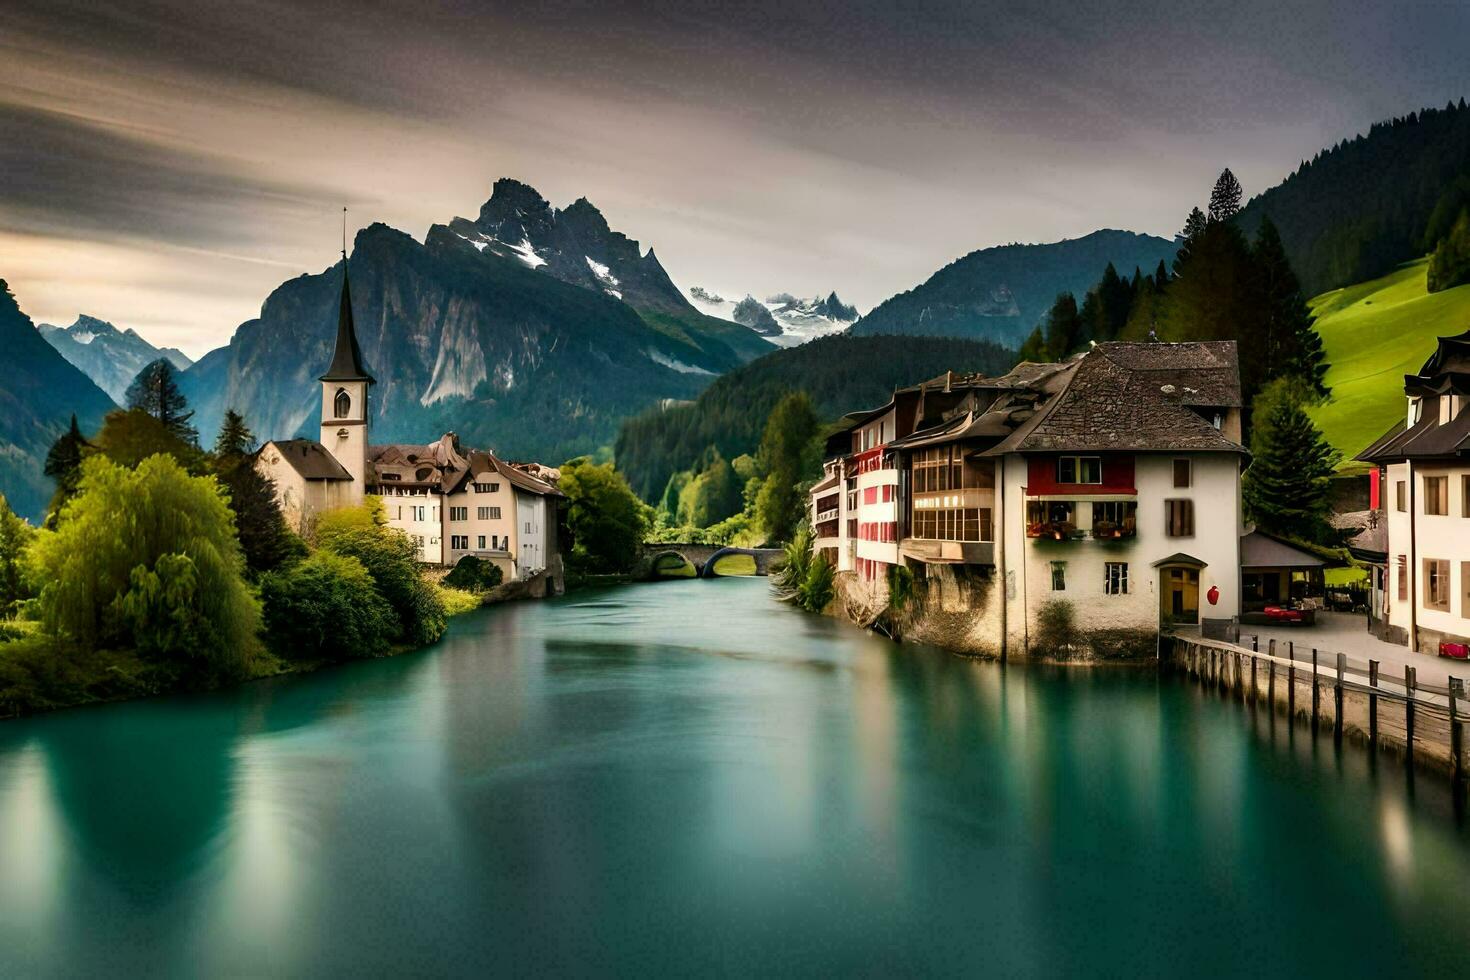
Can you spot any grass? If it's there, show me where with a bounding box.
[1308,258,1470,473]
[436,584,483,616]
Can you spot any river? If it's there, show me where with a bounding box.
[1,578,1466,976]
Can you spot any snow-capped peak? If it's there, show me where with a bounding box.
[685,285,858,347]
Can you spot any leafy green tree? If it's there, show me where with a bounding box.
[95,408,207,472]
[1428,208,1470,293]
[315,503,446,647]
[559,457,650,573]
[1242,378,1340,542]
[259,551,395,661]
[1208,168,1243,222]
[126,358,197,445]
[0,493,35,614]
[43,414,90,521]
[27,454,261,678]
[753,392,821,544]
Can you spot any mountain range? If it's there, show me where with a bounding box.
[177,180,774,464]
[849,229,1177,347]
[38,315,192,403]
[688,288,859,346]
[0,284,116,521]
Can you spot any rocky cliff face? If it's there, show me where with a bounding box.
[0,285,116,520]
[180,219,744,464]
[38,315,192,402]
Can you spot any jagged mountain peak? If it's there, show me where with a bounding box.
[37,310,193,401]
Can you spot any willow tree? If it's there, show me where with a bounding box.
[28,454,261,677]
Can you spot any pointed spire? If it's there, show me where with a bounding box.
[320,214,374,384]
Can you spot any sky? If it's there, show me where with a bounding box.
[2,0,1468,359]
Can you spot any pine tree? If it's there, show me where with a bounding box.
[1242,379,1339,542]
[1040,292,1082,358]
[1173,208,1209,275]
[1017,325,1047,362]
[1154,258,1170,289]
[43,414,89,521]
[218,458,298,575]
[1208,168,1243,222]
[1253,217,1328,394]
[214,409,255,458]
[1427,208,1470,293]
[126,358,197,445]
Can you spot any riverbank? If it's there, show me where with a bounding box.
[0,571,565,720]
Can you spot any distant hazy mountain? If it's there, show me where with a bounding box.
[38,315,192,402]
[179,184,773,466]
[688,287,858,346]
[0,285,116,521]
[850,229,1177,347]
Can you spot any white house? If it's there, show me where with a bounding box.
[1358,328,1470,654]
[811,342,1249,659]
[257,262,562,582]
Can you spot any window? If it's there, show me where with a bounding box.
[478,506,501,520]
[1425,558,1451,611]
[1463,562,1470,618]
[380,473,400,481]
[477,535,486,549]
[864,486,878,505]
[1051,561,1066,591]
[451,535,469,550]
[450,506,468,522]
[473,482,500,493]
[1057,456,1102,484]
[1397,555,1408,601]
[334,387,350,419]
[1173,459,1192,488]
[1104,562,1129,595]
[412,505,426,522]
[1464,476,1470,518]
[525,522,533,534]
[1091,501,1137,537]
[1396,481,1407,512]
[1424,476,1448,516]
[1165,499,1194,537]
[881,484,893,503]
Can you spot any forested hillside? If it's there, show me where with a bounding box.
[615,334,1014,502]
[1237,99,1470,295]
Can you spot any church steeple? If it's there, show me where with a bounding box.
[320,259,374,384]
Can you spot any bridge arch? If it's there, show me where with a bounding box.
[700,547,769,578]
[649,550,700,578]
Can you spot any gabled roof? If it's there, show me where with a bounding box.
[320,265,375,384]
[263,439,353,481]
[1358,329,1470,463]
[1240,530,1325,569]
[984,342,1244,455]
[367,434,562,497]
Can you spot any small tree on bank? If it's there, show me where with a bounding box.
[1242,378,1340,543]
[559,458,650,574]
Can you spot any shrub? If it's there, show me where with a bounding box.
[1035,599,1077,660]
[259,551,395,661]
[887,565,916,612]
[316,517,446,647]
[443,555,503,593]
[435,584,482,617]
[772,525,812,596]
[560,457,650,574]
[796,554,835,613]
[27,454,260,679]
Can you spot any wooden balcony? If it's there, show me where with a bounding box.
[899,538,994,566]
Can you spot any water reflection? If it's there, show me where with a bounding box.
[0,578,1467,976]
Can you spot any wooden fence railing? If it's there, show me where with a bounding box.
[1165,635,1466,783]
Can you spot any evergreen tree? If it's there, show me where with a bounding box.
[1253,217,1328,394]
[1427,208,1470,293]
[1154,258,1170,289]
[1208,168,1244,222]
[1242,379,1339,542]
[213,409,255,458]
[43,414,90,522]
[1173,208,1209,275]
[1040,292,1083,358]
[1017,325,1047,362]
[126,358,197,445]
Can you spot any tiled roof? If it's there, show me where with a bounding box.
[264,439,353,481]
[989,342,1245,454]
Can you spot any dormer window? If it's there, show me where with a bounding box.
[334,387,351,419]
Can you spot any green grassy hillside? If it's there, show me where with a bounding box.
[1309,258,1470,473]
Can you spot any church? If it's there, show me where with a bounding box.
[256,262,564,583]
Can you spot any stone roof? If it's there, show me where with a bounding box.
[986,342,1245,455]
[264,439,353,481]
[368,434,561,497]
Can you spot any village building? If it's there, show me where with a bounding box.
[811,341,1249,659]
[257,263,563,582]
[1357,328,1470,654]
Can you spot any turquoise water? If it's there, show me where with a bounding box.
[1,578,1465,976]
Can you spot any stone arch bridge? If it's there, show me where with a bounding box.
[647,543,782,578]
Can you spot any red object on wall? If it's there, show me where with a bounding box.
[1369,467,1381,510]
[1440,642,1468,660]
[1025,454,1137,495]
[1207,585,1219,606]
